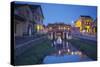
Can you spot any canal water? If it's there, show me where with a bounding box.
[43,36,92,64]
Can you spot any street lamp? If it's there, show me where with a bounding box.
[71,21,74,27]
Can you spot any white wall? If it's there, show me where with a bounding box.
[0,0,100,67]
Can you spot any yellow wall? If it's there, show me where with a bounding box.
[75,20,81,27]
[75,20,82,31]
[36,24,43,31]
[85,26,90,32]
[74,18,94,34]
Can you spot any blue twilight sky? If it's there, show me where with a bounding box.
[14,1,97,26]
[40,3,97,26]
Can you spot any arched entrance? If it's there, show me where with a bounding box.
[48,30,70,40]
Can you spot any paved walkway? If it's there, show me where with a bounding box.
[15,36,47,49]
[73,34,97,41]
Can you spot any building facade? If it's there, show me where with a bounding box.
[92,18,97,35]
[29,5,44,33]
[47,23,71,40]
[47,23,71,32]
[14,3,44,37]
[74,16,94,35]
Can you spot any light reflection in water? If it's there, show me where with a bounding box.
[49,31,84,57]
[51,37,83,56]
[43,32,92,64]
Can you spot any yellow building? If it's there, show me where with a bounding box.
[74,19,82,32]
[36,24,44,31]
[74,16,93,34]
